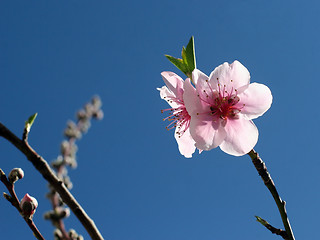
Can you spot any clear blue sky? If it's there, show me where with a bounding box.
[0,1,319,239]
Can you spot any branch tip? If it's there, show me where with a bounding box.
[3,192,12,202]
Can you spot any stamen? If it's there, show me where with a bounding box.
[198,79,243,122]
[161,101,191,137]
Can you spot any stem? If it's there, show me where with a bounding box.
[50,177,71,240]
[0,170,45,240]
[25,218,45,240]
[248,149,294,240]
[255,216,288,238]
[0,122,104,240]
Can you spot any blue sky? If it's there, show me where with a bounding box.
[0,1,319,239]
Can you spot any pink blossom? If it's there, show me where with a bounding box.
[158,71,196,158]
[184,61,272,156]
[20,193,38,217]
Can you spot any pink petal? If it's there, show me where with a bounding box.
[192,69,208,85]
[189,114,227,151]
[174,128,196,158]
[161,71,184,99]
[208,61,250,94]
[219,116,258,156]
[183,78,203,116]
[238,83,273,120]
[157,86,180,109]
[192,69,216,102]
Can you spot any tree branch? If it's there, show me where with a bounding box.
[255,215,288,238]
[0,122,104,240]
[0,169,45,240]
[248,149,294,240]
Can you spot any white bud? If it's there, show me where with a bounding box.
[8,168,24,184]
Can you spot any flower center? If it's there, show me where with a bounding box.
[198,79,244,122]
[161,96,191,138]
[210,94,241,120]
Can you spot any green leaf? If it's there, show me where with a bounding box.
[184,36,196,72]
[181,47,187,65]
[165,55,188,75]
[25,113,38,133]
[165,36,196,79]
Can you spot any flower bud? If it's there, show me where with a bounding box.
[69,229,77,238]
[91,96,102,109]
[64,121,82,139]
[8,168,24,184]
[54,229,63,240]
[69,229,82,239]
[77,109,88,120]
[92,109,104,120]
[59,207,70,219]
[20,193,38,217]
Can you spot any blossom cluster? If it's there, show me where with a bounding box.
[158,60,272,158]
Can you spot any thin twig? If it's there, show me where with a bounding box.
[0,122,104,240]
[45,97,102,239]
[255,216,288,238]
[0,169,45,240]
[248,149,294,240]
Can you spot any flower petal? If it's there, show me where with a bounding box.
[174,128,196,158]
[192,69,208,85]
[209,60,250,94]
[189,114,227,151]
[157,86,180,109]
[192,69,216,103]
[237,83,273,120]
[219,116,258,156]
[161,71,184,99]
[183,78,203,116]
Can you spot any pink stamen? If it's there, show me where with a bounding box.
[199,78,243,121]
[161,99,191,137]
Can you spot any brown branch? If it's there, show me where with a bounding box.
[0,122,104,240]
[255,216,288,238]
[248,149,294,240]
[0,169,45,240]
